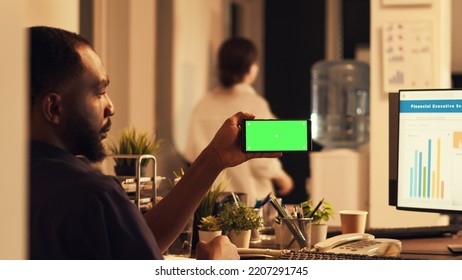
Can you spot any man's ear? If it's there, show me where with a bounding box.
[42,93,62,125]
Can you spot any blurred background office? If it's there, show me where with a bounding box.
[2,0,462,259]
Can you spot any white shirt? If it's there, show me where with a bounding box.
[183,84,285,206]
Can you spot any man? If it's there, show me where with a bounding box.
[28,26,281,259]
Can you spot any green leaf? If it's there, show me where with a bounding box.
[300,199,336,224]
[217,203,263,234]
[107,127,163,167]
[195,172,229,221]
[198,215,222,231]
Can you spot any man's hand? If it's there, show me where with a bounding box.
[195,235,240,260]
[206,111,282,170]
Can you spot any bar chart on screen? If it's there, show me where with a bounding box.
[398,124,462,210]
[406,135,447,199]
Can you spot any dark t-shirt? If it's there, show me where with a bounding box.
[29,140,163,259]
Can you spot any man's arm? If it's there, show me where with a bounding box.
[143,112,281,253]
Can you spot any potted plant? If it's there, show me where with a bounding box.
[195,174,228,220]
[301,199,335,245]
[197,215,222,242]
[192,173,228,247]
[218,202,263,248]
[107,127,163,176]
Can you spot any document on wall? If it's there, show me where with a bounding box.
[382,21,434,93]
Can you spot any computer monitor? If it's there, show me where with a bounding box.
[389,89,462,214]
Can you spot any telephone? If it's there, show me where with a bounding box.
[314,233,402,257]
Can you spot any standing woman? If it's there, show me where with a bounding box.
[183,37,293,207]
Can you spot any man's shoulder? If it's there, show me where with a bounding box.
[30,154,123,198]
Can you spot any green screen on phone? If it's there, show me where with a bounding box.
[242,119,311,152]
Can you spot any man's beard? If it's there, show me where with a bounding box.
[68,115,109,163]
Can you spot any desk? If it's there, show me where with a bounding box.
[251,231,462,260]
[400,233,462,260]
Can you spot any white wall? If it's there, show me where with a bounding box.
[369,0,451,227]
[172,0,229,153]
[93,0,157,174]
[0,0,80,260]
[233,0,265,94]
[452,0,462,73]
[170,0,265,153]
[25,0,79,31]
[0,0,27,260]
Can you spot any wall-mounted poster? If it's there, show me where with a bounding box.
[382,21,434,93]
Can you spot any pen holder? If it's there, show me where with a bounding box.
[164,216,194,258]
[278,217,312,250]
[250,208,264,243]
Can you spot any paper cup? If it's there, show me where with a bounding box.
[339,210,368,234]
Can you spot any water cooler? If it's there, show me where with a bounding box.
[309,60,370,226]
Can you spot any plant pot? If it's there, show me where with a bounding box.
[198,230,222,243]
[228,229,251,248]
[114,165,147,177]
[250,228,261,243]
[311,223,328,246]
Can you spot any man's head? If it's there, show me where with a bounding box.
[29,26,114,162]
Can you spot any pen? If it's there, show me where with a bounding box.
[231,192,240,207]
[282,205,289,218]
[309,198,324,219]
[294,205,307,245]
[269,194,289,219]
[293,205,299,218]
[269,194,306,247]
[297,204,304,218]
[254,200,261,208]
[259,192,272,208]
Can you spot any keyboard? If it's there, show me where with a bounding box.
[327,225,462,240]
[279,250,420,260]
[238,248,420,260]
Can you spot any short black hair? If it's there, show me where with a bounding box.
[29,26,91,107]
[218,37,257,88]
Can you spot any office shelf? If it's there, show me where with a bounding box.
[109,154,158,211]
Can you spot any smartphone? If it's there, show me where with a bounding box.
[241,119,311,152]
